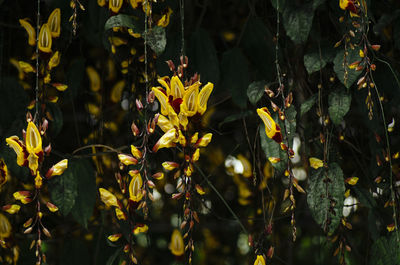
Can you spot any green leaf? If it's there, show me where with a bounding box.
[333,48,361,88]
[104,14,142,32]
[307,163,345,235]
[49,163,78,216]
[304,52,327,74]
[328,87,351,125]
[220,48,249,108]
[370,234,400,265]
[247,81,267,105]
[283,5,314,44]
[259,124,287,174]
[300,94,317,116]
[188,28,219,84]
[241,17,275,80]
[70,159,96,228]
[146,26,166,56]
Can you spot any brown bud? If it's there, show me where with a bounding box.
[42,227,52,238]
[44,144,52,156]
[371,44,381,51]
[131,121,140,136]
[267,246,275,258]
[26,112,33,122]
[135,99,143,111]
[147,90,155,104]
[166,60,175,72]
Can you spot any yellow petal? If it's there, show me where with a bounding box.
[108,234,122,242]
[157,7,173,27]
[170,75,184,100]
[19,19,36,46]
[130,0,143,9]
[86,66,101,92]
[130,145,142,159]
[152,87,169,116]
[48,51,61,70]
[115,207,126,220]
[99,188,119,207]
[387,223,396,232]
[359,49,365,58]
[109,0,123,13]
[26,122,42,154]
[198,82,213,115]
[28,152,39,175]
[118,154,138,166]
[5,136,25,166]
[237,154,252,178]
[0,159,9,188]
[3,204,21,214]
[133,224,148,234]
[162,161,179,171]
[46,202,59,212]
[47,159,68,177]
[268,157,281,164]
[129,173,143,202]
[157,114,174,133]
[192,148,200,162]
[254,255,266,265]
[196,133,212,147]
[18,61,35,73]
[309,157,324,169]
[38,24,52,53]
[98,0,106,6]
[0,213,12,238]
[47,8,61,38]
[181,82,199,117]
[153,128,178,152]
[169,229,184,256]
[345,177,359,186]
[13,191,32,204]
[195,184,205,195]
[52,83,68,91]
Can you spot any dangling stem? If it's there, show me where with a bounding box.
[179,0,185,59]
[35,0,40,121]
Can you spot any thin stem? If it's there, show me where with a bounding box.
[180,0,185,59]
[35,0,40,120]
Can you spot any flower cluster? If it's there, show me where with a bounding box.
[151,61,213,262]
[4,118,68,264]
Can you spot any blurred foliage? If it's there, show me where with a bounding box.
[0,0,400,264]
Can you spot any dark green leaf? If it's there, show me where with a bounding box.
[247,81,267,105]
[300,94,317,116]
[220,48,249,108]
[104,14,142,32]
[370,233,400,265]
[49,163,78,216]
[146,26,166,56]
[188,29,219,84]
[333,48,361,88]
[70,159,96,228]
[283,5,314,44]
[328,87,351,125]
[65,58,86,99]
[307,163,345,235]
[304,52,326,74]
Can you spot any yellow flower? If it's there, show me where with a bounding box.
[309,157,324,169]
[5,136,26,167]
[48,51,61,70]
[109,0,123,13]
[108,233,122,242]
[133,224,148,234]
[129,172,143,202]
[152,128,178,152]
[46,202,59,212]
[257,107,283,143]
[47,8,61,38]
[13,191,32,204]
[3,204,21,214]
[152,86,169,116]
[345,176,359,185]
[0,159,9,188]
[254,255,266,265]
[157,7,173,27]
[46,159,68,178]
[97,0,106,7]
[339,0,359,17]
[130,145,142,159]
[19,19,36,46]
[181,82,200,117]
[118,154,138,166]
[99,188,119,208]
[169,229,184,256]
[196,133,212,147]
[0,213,11,238]
[38,24,52,53]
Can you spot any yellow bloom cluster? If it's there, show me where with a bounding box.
[152,75,213,153]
